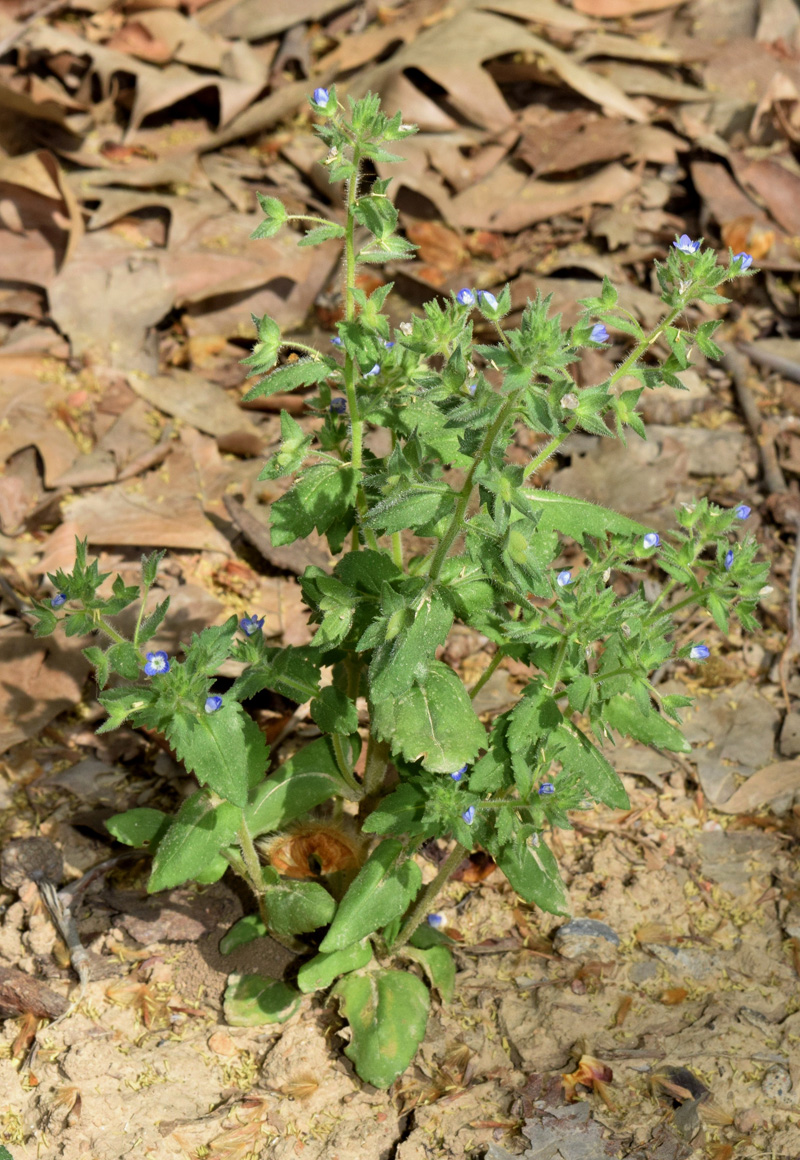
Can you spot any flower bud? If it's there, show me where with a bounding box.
[312,87,329,106]
[643,532,660,549]
[690,644,710,661]
[589,324,609,343]
[477,290,498,311]
[538,783,555,795]
[556,570,572,587]
[462,806,476,824]
[51,593,67,607]
[205,695,223,713]
[561,393,579,410]
[734,504,751,520]
[457,288,475,306]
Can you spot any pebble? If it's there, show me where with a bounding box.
[645,944,720,980]
[552,918,620,961]
[761,1065,793,1102]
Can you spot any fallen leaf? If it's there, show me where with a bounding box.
[714,759,800,814]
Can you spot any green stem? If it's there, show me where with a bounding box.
[522,418,578,482]
[547,636,568,692]
[238,820,270,929]
[94,613,133,650]
[392,841,468,952]
[362,734,390,797]
[331,733,363,797]
[468,606,521,700]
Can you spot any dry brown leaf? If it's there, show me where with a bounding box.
[572,0,684,13]
[728,152,800,236]
[714,759,800,814]
[0,623,90,756]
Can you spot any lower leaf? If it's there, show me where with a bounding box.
[223,973,301,1026]
[332,968,430,1088]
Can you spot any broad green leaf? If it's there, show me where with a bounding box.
[332,968,430,1088]
[520,490,649,542]
[551,724,630,810]
[364,487,455,536]
[165,703,268,807]
[402,945,455,1002]
[408,924,454,949]
[296,940,373,993]
[369,593,453,701]
[107,641,142,680]
[194,853,229,884]
[96,687,156,733]
[264,879,336,938]
[310,685,359,734]
[371,660,486,774]
[230,645,321,703]
[148,792,240,893]
[136,597,170,646]
[271,464,358,546]
[244,735,362,838]
[220,914,268,954]
[319,839,421,952]
[82,645,109,689]
[106,807,170,851]
[361,784,428,837]
[223,973,300,1026]
[604,694,691,753]
[495,835,570,915]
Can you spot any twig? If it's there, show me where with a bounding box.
[721,349,786,495]
[738,341,800,385]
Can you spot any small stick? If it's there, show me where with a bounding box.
[721,349,786,495]
[738,341,800,385]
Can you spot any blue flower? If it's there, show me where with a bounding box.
[462,806,475,824]
[364,364,381,376]
[205,695,223,713]
[330,397,347,414]
[144,651,170,676]
[733,252,753,271]
[477,290,498,311]
[50,593,67,608]
[724,549,734,571]
[467,381,477,396]
[590,323,609,343]
[673,234,700,254]
[330,336,342,345]
[240,614,265,636]
[538,783,555,795]
[690,644,710,661]
[457,288,475,306]
[529,832,541,848]
[384,340,395,349]
[427,913,445,929]
[643,532,660,549]
[451,765,468,781]
[556,570,572,587]
[735,504,751,520]
[312,87,329,106]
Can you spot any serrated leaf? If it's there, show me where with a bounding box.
[369,592,453,701]
[148,792,240,893]
[365,486,454,536]
[319,840,421,952]
[371,660,486,774]
[82,645,110,689]
[107,640,141,680]
[271,464,358,547]
[165,704,268,807]
[521,490,649,542]
[244,735,362,838]
[361,784,428,837]
[136,597,170,646]
[332,968,430,1088]
[296,940,373,994]
[309,685,359,733]
[495,834,570,914]
[242,358,335,402]
[298,223,346,246]
[552,725,630,809]
[223,973,300,1026]
[604,695,691,753]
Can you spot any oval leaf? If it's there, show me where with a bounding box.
[223,973,300,1026]
[319,840,421,953]
[332,968,430,1088]
[296,940,373,994]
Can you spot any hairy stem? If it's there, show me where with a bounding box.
[392,841,468,951]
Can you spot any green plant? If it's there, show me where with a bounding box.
[32,87,766,1089]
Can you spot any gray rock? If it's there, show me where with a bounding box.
[629,960,659,983]
[761,1065,793,1102]
[645,944,721,980]
[779,711,800,757]
[553,919,620,961]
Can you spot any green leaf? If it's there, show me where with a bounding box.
[64,610,94,636]
[296,940,373,993]
[251,193,288,239]
[107,641,141,680]
[220,914,268,954]
[271,464,358,546]
[371,660,486,774]
[408,923,454,949]
[361,784,428,838]
[604,695,691,753]
[106,807,170,851]
[364,486,455,536]
[332,968,430,1088]
[369,592,454,701]
[136,597,170,646]
[194,852,229,884]
[29,603,58,637]
[310,685,359,734]
[258,409,314,481]
[402,945,455,1002]
[97,687,156,733]
[82,645,110,689]
[165,703,268,807]
[223,973,300,1026]
[706,589,729,633]
[242,357,335,403]
[520,490,650,542]
[552,724,630,810]
[319,839,421,952]
[264,878,336,938]
[567,674,594,713]
[298,222,346,246]
[141,548,166,588]
[244,735,362,838]
[148,792,240,893]
[231,644,321,703]
[495,834,570,914]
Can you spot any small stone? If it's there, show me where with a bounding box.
[0,837,63,891]
[208,1030,238,1057]
[629,960,658,983]
[646,944,720,980]
[779,711,800,757]
[761,1064,792,1102]
[553,918,620,961]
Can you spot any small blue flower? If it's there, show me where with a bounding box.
[735,504,751,520]
[205,695,223,713]
[50,593,67,608]
[673,234,700,254]
[477,290,498,311]
[690,644,710,661]
[384,340,395,349]
[330,397,347,414]
[312,87,329,106]
[427,913,445,929]
[733,252,753,271]
[556,570,572,587]
[330,336,342,345]
[462,806,476,825]
[240,614,265,636]
[457,288,475,306]
[538,783,556,795]
[590,323,609,343]
[144,650,170,676]
[643,532,660,549]
[724,549,734,571]
[467,381,477,396]
[451,765,468,781]
[364,364,381,376]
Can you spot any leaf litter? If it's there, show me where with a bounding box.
[2,0,800,1156]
